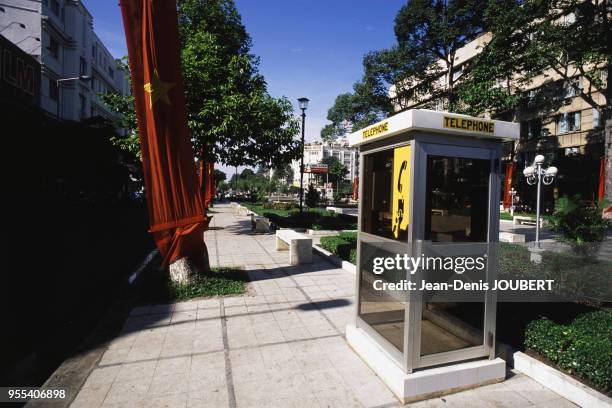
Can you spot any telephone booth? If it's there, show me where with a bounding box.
[346,109,519,403]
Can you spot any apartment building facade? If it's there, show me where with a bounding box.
[291,139,359,188]
[0,0,129,121]
[391,32,607,205]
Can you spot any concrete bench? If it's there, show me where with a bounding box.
[251,214,271,232]
[513,215,546,227]
[499,231,526,243]
[234,205,251,216]
[276,229,312,265]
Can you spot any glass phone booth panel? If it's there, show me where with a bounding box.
[412,141,499,370]
[420,155,489,357]
[357,144,412,359]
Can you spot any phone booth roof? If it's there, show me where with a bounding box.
[348,109,519,148]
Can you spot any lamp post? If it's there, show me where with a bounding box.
[297,97,309,213]
[56,75,91,119]
[523,154,558,248]
[510,187,517,216]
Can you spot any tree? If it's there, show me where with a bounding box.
[305,184,320,208]
[100,58,141,159]
[213,169,226,186]
[104,0,301,168]
[240,168,255,179]
[392,0,487,110]
[321,0,487,142]
[458,0,611,117]
[321,82,390,142]
[179,0,300,167]
[321,156,348,188]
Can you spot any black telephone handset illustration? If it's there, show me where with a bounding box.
[392,160,408,236]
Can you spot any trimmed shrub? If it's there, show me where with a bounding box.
[525,311,612,392]
[337,231,357,243]
[320,236,354,262]
[262,202,297,211]
[549,195,610,255]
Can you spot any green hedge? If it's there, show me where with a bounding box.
[320,235,355,263]
[525,311,612,392]
[337,231,357,243]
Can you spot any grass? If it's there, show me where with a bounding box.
[139,266,248,302]
[169,267,247,300]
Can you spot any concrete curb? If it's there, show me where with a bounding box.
[312,244,356,274]
[514,352,612,408]
[306,229,357,235]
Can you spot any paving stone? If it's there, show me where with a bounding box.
[72,204,575,408]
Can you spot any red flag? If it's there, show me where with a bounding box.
[205,162,215,208]
[352,176,359,201]
[503,163,514,209]
[198,160,215,208]
[120,0,209,267]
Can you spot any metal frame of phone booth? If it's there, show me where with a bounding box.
[346,109,519,403]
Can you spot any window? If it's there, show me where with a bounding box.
[49,78,58,101]
[565,147,579,156]
[425,156,490,243]
[92,44,96,57]
[451,65,463,82]
[521,119,542,140]
[48,36,59,59]
[50,0,60,16]
[593,108,601,128]
[108,67,114,78]
[563,77,581,99]
[79,57,87,76]
[557,111,581,133]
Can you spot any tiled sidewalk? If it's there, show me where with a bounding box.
[71,204,576,408]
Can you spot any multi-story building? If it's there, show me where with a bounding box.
[389,31,608,205]
[0,0,129,121]
[291,138,359,188]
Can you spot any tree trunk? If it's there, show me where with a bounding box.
[168,241,212,284]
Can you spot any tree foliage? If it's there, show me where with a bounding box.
[322,0,487,141]
[320,156,348,187]
[104,0,301,168]
[457,0,611,116]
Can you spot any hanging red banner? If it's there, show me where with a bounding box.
[598,157,605,202]
[120,0,209,267]
[503,163,515,209]
[352,176,359,201]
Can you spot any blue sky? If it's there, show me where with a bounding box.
[82,0,404,175]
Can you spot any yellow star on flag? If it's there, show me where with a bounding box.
[144,69,174,108]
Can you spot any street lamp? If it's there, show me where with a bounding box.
[297,97,309,212]
[510,187,517,216]
[523,154,558,248]
[56,75,91,118]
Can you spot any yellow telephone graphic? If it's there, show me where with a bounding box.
[391,146,411,238]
